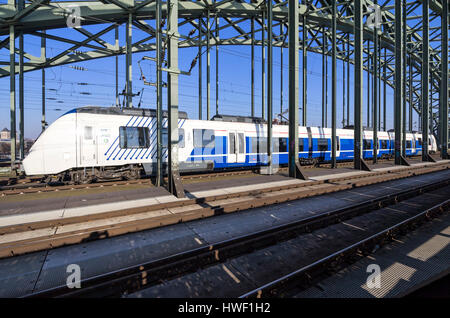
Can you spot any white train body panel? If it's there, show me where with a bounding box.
[23,112,77,175]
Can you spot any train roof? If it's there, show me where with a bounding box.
[387,129,420,134]
[343,125,373,130]
[65,106,189,119]
[211,114,266,124]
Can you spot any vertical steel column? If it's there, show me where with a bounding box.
[251,18,255,117]
[409,54,413,132]
[441,0,449,159]
[331,0,337,168]
[383,48,387,131]
[398,5,406,136]
[418,98,422,131]
[198,17,202,120]
[156,0,163,187]
[302,6,307,127]
[261,9,265,120]
[347,34,350,127]
[402,0,407,157]
[367,49,371,128]
[18,0,24,160]
[323,29,328,127]
[354,0,369,170]
[342,40,346,128]
[41,32,46,132]
[215,12,219,115]
[167,0,184,197]
[378,38,381,131]
[325,33,328,127]
[19,32,24,160]
[10,25,16,175]
[395,0,407,165]
[373,6,378,164]
[430,72,433,135]
[421,0,430,161]
[207,8,210,120]
[115,26,119,107]
[280,24,283,116]
[126,13,133,108]
[322,28,326,128]
[288,0,306,179]
[267,0,273,174]
[16,0,25,159]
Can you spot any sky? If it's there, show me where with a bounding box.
[0,0,440,140]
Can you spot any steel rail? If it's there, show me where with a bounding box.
[0,157,426,195]
[1,161,447,234]
[0,168,264,193]
[0,161,359,194]
[240,195,450,298]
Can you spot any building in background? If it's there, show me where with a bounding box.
[0,128,34,160]
[0,128,10,140]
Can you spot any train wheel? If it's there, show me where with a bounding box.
[71,172,92,184]
[80,175,92,184]
[122,168,140,180]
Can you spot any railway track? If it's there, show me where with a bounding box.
[0,159,389,196]
[0,168,263,195]
[24,167,450,298]
[0,161,448,259]
[240,191,450,298]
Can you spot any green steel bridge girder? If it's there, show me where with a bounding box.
[0,0,447,123]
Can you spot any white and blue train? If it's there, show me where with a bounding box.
[22,106,437,183]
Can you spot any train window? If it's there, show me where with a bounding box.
[84,126,93,140]
[317,138,328,152]
[300,138,310,152]
[406,140,412,149]
[229,133,236,154]
[380,140,388,149]
[252,137,268,153]
[272,138,279,152]
[272,138,287,153]
[363,139,372,150]
[251,138,256,153]
[162,128,168,148]
[193,129,215,148]
[238,133,245,154]
[260,137,267,153]
[179,128,185,148]
[418,138,422,146]
[278,138,287,153]
[299,138,304,152]
[119,126,150,149]
[335,137,340,151]
[161,128,184,148]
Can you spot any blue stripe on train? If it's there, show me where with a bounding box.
[186,136,420,168]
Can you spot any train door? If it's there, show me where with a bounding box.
[335,136,341,159]
[80,125,98,166]
[228,131,246,163]
[411,136,416,155]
